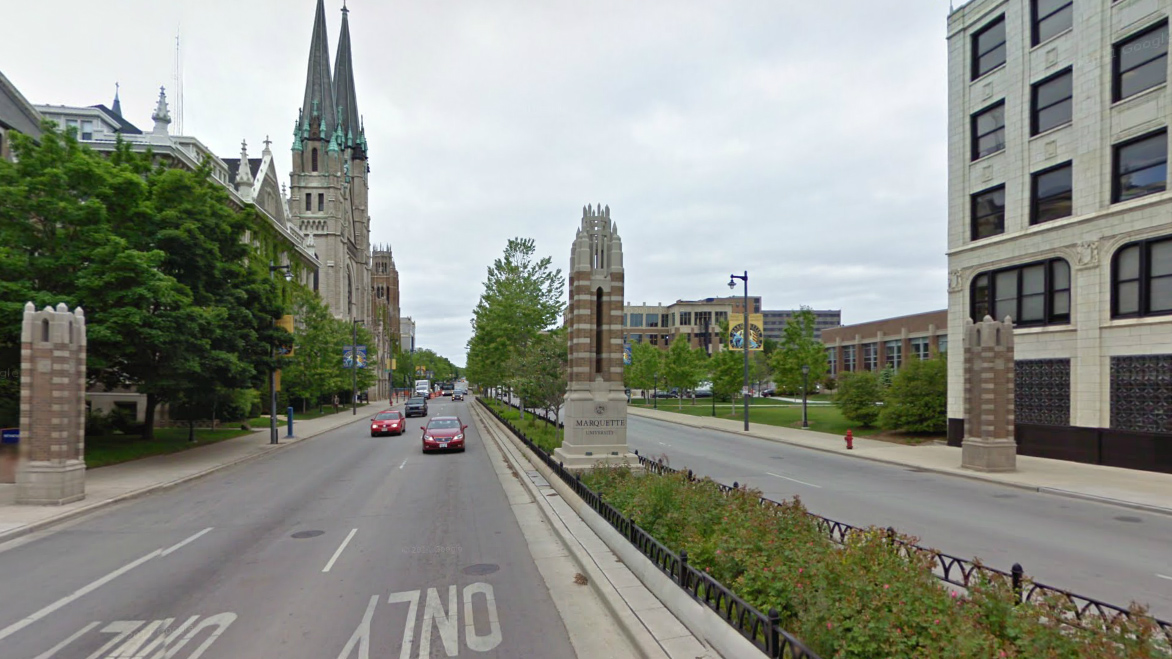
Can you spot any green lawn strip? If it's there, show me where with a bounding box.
[86,427,253,469]
[580,467,1167,659]
[482,398,562,453]
[631,400,872,437]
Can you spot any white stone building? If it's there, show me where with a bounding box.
[947,0,1172,473]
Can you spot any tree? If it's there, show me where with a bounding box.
[626,342,663,398]
[282,289,348,410]
[466,238,564,392]
[771,307,828,396]
[834,371,883,427]
[708,348,743,404]
[879,355,947,433]
[664,335,704,408]
[512,330,567,428]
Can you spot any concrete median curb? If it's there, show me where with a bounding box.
[0,409,378,546]
[629,407,1172,517]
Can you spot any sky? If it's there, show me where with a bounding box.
[2,0,952,367]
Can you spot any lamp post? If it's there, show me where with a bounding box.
[801,363,810,429]
[269,261,293,445]
[728,271,749,431]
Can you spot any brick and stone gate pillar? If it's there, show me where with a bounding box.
[961,315,1017,472]
[16,302,87,505]
[554,205,641,473]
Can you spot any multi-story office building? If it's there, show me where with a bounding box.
[762,309,842,341]
[622,300,734,352]
[822,311,948,378]
[947,0,1171,472]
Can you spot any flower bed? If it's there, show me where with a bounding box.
[583,466,1170,659]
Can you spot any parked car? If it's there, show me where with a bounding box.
[421,416,468,453]
[693,388,713,398]
[405,396,429,417]
[654,389,678,398]
[370,410,405,436]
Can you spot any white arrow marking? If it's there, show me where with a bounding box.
[335,596,378,659]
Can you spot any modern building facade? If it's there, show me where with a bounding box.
[622,299,734,353]
[762,309,842,341]
[947,0,1172,472]
[822,311,948,378]
[0,70,42,161]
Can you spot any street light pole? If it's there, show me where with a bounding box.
[729,271,749,431]
[801,363,810,429]
[268,261,293,445]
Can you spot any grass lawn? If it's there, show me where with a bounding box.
[483,399,563,453]
[86,426,254,469]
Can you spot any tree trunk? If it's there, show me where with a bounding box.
[143,393,157,440]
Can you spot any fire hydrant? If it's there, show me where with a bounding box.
[845,429,854,450]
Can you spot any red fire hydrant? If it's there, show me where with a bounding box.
[845,429,854,450]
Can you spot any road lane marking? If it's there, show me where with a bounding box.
[85,620,143,659]
[336,595,378,659]
[161,527,214,556]
[420,586,459,658]
[32,622,99,659]
[399,459,407,469]
[323,528,359,573]
[766,472,822,488]
[388,590,420,659]
[1158,574,1172,581]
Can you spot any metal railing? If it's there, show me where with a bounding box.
[478,398,821,659]
[627,452,1172,646]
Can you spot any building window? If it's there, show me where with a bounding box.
[911,337,930,361]
[971,185,1006,240]
[827,347,837,376]
[629,333,643,344]
[81,120,94,140]
[885,340,902,370]
[1031,162,1073,224]
[862,343,878,371]
[1032,0,1072,46]
[305,195,311,212]
[972,101,1005,160]
[662,314,670,328]
[649,334,658,346]
[1112,235,1172,318]
[972,15,1007,80]
[937,335,948,354]
[843,345,857,372]
[629,314,644,328]
[647,315,659,328]
[318,193,325,211]
[971,258,1071,327]
[714,311,727,324]
[679,311,691,326]
[311,148,319,172]
[1114,22,1168,101]
[1031,69,1072,135]
[1113,130,1167,203]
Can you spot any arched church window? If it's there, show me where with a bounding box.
[311,148,319,172]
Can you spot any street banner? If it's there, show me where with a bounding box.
[728,313,764,351]
[623,344,632,365]
[343,345,368,368]
[391,358,397,370]
[274,369,281,392]
[276,315,296,357]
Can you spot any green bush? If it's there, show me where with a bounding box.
[880,356,947,433]
[834,371,882,427]
[85,408,114,437]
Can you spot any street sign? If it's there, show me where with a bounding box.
[1,428,18,444]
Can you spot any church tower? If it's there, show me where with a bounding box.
[289,0,371,323]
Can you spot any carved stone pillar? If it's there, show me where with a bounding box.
[961,315,1017,472]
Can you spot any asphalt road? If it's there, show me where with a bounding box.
[627,415,1172,619]
[0,397,578,659]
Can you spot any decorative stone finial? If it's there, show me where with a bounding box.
[236,140,254,187]
[152,86,172,135]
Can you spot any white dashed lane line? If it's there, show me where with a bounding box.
[322,529,358,573]
[765,471,822,489]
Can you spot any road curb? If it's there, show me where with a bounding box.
[0,410,377,546]
[470,402,676,659]
[629,408,1172,517]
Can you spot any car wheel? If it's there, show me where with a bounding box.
[370,432,377,437]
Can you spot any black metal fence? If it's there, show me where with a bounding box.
[478,398,821,659]
[490,395,1172,647]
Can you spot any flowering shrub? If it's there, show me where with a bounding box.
[583,467,1169,659]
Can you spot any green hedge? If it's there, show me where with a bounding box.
[583,467,1168,659]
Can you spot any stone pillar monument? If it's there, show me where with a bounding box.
[961,315,1017,472]
[554,204,640,472]
[16,303,87,505]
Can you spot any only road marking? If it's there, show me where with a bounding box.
[323,528,359,573]
[766,472,822,488]
[1158,574,1172,581]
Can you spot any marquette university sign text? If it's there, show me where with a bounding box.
[574,419,626,427]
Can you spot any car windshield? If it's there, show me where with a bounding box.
[427,419,461,430]
[375,412,400,420]
[408,397,424,404]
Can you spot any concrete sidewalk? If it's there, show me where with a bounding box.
[631,406,1172,515]
[0,400,392,543]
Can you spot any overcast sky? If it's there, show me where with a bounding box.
[3,0,951,367]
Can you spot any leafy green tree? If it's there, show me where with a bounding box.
[282,289,347,410]
[512,329,568,428]
[626,342,663,398]
[466,238,564,392]
[664,335,704,408]
[834,371,883,427]
[708,348,743,403]
[771,306,828,396]
[879,355,947,433]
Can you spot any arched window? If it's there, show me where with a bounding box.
[595,288,604,375]
[1113,235,1172,318]
[41,319,50,342]
[311,148,319,172]
[970,258,1070,326]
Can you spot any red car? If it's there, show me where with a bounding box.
[421,416,468,453]
[371,410,405,437]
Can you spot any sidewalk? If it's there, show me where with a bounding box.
[0,401,391,544]
[631,406,1172,515]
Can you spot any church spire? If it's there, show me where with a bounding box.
[299,0,336,141]
[333,2,363,158]
[112,82,122,117]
